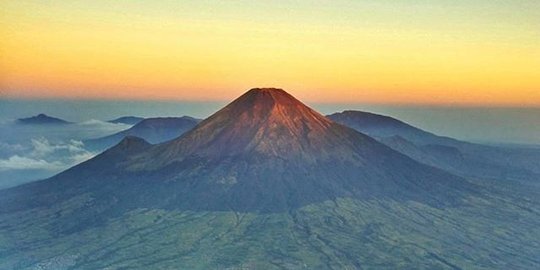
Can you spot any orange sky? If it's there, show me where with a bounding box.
[1,1,539,105]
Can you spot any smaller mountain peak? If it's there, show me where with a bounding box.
[113,136,151,153]
[100,136,152,157]
[120,135,150,145]
[17,114,70,125]
[143,88,340,162]
[108,116,145,125]
[328,110,409,126]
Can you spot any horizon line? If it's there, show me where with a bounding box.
[2,95,540,109]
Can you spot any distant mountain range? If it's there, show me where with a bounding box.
[328,110,540,183]
[107,116,145,125]
[1,89,538,269]
[4,89,469,212]
[16,113,71,125]
[83,116,200,151]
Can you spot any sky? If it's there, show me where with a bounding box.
[1,0,539,105]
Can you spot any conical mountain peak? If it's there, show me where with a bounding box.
[225,87,314,119]
[246,87,288,95]
[132,88,361,168]
[241,87,300,105]
[116,136,150,151]
[110,87,469,212]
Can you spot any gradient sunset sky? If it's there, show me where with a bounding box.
[1,1,539,105]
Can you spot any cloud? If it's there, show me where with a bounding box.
[30,138,56,157]
[78,119,110,126]
[0,138,96,172]
[29,138,88,158]
[0,142,25,152]
[78,119,131,130]
[0,142,26,158]
[0,155,64,171]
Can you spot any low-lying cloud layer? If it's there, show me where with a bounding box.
[0,155,64,171]
[0,119,130,189]
[0,138,96,172]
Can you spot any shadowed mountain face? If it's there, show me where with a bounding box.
[16,113,71,125]
[1,88,471,214]
[84,116,200,151]
[328,110,540,183]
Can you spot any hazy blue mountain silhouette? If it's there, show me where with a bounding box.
[84,116,200,151]
[328,110,540,182]
[16,113,71,125]
[107,116,145,125]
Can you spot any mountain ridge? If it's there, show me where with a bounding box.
[328,110,540,181]
[4,88,474,213]
[107,116,145,125]
[84,116,200,151]
[16,113,71,125]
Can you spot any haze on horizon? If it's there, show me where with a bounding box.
[1,0,539,105]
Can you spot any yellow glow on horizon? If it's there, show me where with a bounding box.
[1,1,539,105]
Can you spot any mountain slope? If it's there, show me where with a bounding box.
[84,116,200,151]
[328,110,540,182]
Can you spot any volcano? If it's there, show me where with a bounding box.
[2,88,536,269]
[1,88,470,213]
